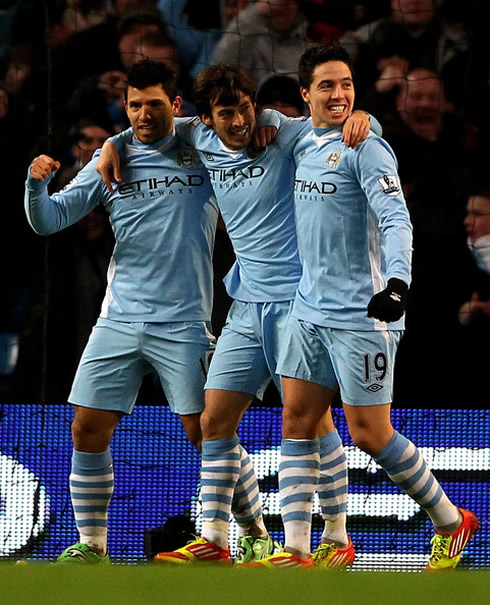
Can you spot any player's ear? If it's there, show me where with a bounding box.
[201,113,213,127]
[300,87,310,104]
[172,95,183,115]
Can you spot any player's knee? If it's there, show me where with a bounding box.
[71,415,97,439]
[184,425,202,451]
[71,414,113,450]
[282,405,319,438]
[199,411,212,437]
[201,412,239,440]
[348,426,379,456]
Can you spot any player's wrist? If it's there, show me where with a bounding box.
[387,278,408,296]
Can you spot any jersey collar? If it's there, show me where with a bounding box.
[131,129,177,152]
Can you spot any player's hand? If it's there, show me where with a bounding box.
[459,292,490,326]
[375,55,408,94]
[98,70,126,100]
[341,110,370,148]
[367,278,408,322]
[96,142,121,193]
[253,125,278,149]
[29,155,61,182]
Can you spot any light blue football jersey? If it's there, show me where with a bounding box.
[178,116,307,302]
[289,127,413,331]
[25,132,218,322]
[111,114,305,302]
[107,112,383,305]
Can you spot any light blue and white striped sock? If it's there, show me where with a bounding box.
[374,431,459,528]
[279,438,320,556]
[69,448,114,555]
[318,430,349,546]
[201,436,241,549]
[232,445,267,538]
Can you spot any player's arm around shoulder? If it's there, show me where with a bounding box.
[175,115,205,139]
[342,111,382,148]
[259,109,312,153]
[97,128,134,192]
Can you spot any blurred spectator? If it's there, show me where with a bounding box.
[299,0,356,42]
[54,119,114,189]
[340,0,470,108]
[299,0,393,35]
[459,0,490,170]
[116,7,170,69]
[257,74,306,116]
[66,33,192,132]
[158,0,250,78]
[386,69,480,407]
[51,2,167,105]
[14,205,115,403]
[130,32,195,105]
[459,185,490,326]
[66,69,129,134]
[62,0,108,31]
[47,0,108,51]
[0,83,39,336]
[2,43,39,114]
[212,0,310,85]
[385,69,477,200]
[14,117,114,402]
[0,0,19,71]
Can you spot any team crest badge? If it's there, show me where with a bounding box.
[378,174,401,196]
[178,150,199,168]
[325,148,343,169]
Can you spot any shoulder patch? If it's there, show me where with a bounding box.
[377,174,401,196]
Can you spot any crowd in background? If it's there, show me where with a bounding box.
[0,0,489,407]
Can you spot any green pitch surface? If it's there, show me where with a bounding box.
[2,565,490,605]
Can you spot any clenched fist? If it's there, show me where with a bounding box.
[30,155,61,182]
[367,278,408,323]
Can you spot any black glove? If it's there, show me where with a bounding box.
[367,278,408,323]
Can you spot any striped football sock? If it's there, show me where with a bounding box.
[232,445,267,538]
[280,438,320,556]
[374,431,460,528]
[70,448,114,555]
[201,436,241,549]
[318,430,349,546]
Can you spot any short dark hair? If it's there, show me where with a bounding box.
[298,42,354,90]
[125,59,177,101]
[257,75,304,113]
[193,64,256,116]
[467,181,490,201]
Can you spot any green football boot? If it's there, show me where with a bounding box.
[234,535,277,565]
[56,542,110,565]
